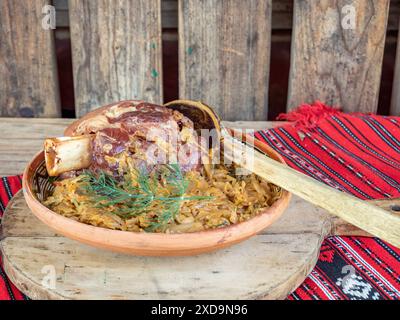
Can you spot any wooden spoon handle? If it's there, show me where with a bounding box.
[222,134,400,248]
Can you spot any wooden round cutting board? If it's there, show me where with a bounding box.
[0,190,375,300]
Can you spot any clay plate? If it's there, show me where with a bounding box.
[23,136,291,256]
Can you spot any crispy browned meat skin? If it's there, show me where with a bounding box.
[71,101,205,176]
[108,102,174,125]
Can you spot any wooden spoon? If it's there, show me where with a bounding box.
[164,100,400,248]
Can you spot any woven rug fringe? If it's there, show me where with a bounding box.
[277,101,341,130]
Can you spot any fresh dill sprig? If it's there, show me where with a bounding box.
[79,165,212,231]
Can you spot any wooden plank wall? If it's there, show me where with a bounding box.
[178,0,272,121]
[69,0,163,117]
[55,0,400,31]
[288,0,390,113]
[1,0,399,119]
[391,19,400,116]
[0,0,61,117]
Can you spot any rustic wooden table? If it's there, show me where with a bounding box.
[0,117,381,299]
[0,118,282,177]
[0,118,73,177]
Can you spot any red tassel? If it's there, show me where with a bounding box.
[277,101,341,130]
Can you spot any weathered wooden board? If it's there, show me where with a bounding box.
[55,0,400,31]
[0,118,74,177]
[69,0,163,117]
[4,191,390,299]
[178,0,271,121]
[1,191,348,300]
[288,0,389,113]
[391,18,400,116]
[0,0,61,117]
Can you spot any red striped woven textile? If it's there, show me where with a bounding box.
[255,102,400,300]
[0,176,26,300]
[0,102,399,299]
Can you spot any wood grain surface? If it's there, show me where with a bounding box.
[0,118,73,177]
[391,18,400,116]
[56,0,400,31]
[0,191,332,300]
[178,0,271,121]
[0,0,61,117]
[69,0,163,117]
[288,0,389,113]
[2,191,388,299]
